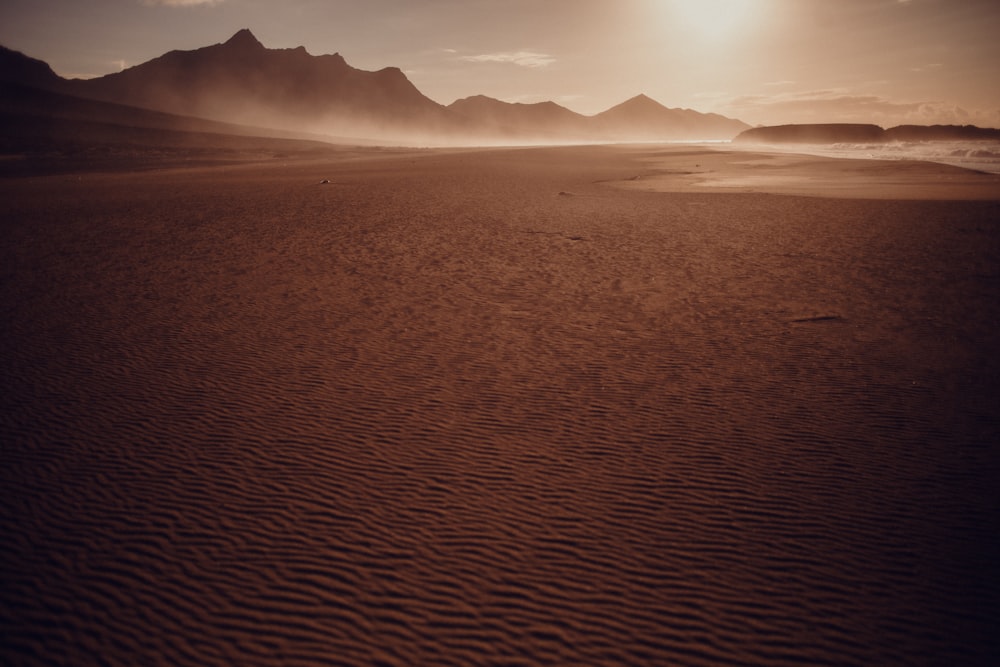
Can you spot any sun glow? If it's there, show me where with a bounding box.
[665,0,759,42]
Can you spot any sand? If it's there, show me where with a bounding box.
[614,146,1000,199]
[2,145,999,666]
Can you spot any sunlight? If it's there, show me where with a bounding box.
[664,0,759,42]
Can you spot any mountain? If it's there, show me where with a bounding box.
[734,124,887,144]
[592,94,750,141]
[1,79,347,144]
[56,29,455,141]
[883,124,1000,142]
[2,30,752,144]
[448,93,749,142]
[734,123,1000,144]
[0,45,64,89]
[447,95,592,141]
[0,79,358,177]
[0,42,377,155]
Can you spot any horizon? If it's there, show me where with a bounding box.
[1,0,998,129]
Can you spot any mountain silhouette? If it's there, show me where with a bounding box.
[2,30,751,144]
[733,124,885,144]
[593,94,749,141]
[446,93,749,141]
[883,124,1000,142]
[447,95,592,141]
[56,29,454,141]
[0,45,64,89]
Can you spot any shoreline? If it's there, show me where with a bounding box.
[610,144,1000,200]
[7,140,999,201]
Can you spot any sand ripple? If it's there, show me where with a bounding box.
[2,147,999,665]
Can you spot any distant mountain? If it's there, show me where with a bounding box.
[447,95,592,141]
[733,124,884,144]
[592,94,750,141]
[56,29,455,141]
[2,30,751,144]
[883,124,1000,142]
[448,93,748,142]
[735,123,1000,144]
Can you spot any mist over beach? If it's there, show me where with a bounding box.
[2,2,1000,666]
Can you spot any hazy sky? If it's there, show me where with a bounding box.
[1,0,997,127]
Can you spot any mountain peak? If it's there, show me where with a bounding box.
[224,29,263,50]
[623,93,664,108]
[595,93,667,118]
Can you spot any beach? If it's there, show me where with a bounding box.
[2,145,999,665]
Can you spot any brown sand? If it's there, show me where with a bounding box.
[2,145,999,666]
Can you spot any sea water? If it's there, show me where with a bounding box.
[766,140,1000,174]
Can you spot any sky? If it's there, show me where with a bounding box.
[1,0,998,128]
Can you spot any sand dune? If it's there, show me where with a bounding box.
[2,146,998,665]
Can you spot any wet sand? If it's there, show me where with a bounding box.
[2,145,999,666]
[616,145,1000,199]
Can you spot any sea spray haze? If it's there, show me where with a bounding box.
[734,123,1000,173]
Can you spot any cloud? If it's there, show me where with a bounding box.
[459,51,556,68]
[726,88,1000,127]
[907,102,1000,127]
[692,91,730,100]
[140,0,224,6]
[730,89,921,117]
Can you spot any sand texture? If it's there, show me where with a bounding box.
[616,147,1000,199]
[2,146,999,666]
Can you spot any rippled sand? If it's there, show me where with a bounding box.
[2,145,999,666]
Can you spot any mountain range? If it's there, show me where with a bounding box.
[1,29,750,145]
